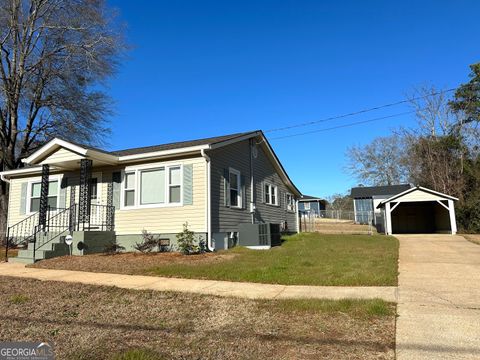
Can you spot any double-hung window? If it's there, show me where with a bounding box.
[29,180,59,213]
[122,165,182,208]
[229,168,241,208]
[264,183,278,206]
[286,193,295,212]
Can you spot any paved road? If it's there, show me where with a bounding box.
[396,234,480,360]
[0,262,397,301]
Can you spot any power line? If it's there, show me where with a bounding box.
[265,87,456,133]
[268,111,415,140]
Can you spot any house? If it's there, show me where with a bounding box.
[1,130,301,263]
[298,195,327,217]
[350,184,412,228]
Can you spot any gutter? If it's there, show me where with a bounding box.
[201,149,214,251]
[0,173,10,184]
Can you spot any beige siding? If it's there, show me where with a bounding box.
[7,157,207,235]
[40,147,84,164]
[394,190,448,202]
[7,173,64,227]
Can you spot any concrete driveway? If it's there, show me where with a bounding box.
[396,234,480,359]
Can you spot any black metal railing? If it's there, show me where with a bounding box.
[5,203,115,262]
[33,205,74,262]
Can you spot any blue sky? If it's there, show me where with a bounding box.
[107,0,479,198]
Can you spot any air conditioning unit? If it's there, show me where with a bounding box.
[238,223,282,249]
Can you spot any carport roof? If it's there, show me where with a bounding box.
[377,186,458,208]
[350,184,412,198]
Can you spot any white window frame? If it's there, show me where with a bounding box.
[265,183,278,206]
[26,175,61,215]
[120,163,183,210]
[304,202,311,210]
[228,167,242,209]
[286,193,295,212]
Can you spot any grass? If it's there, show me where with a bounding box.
[144,233,399,286]
[0,276,395,359]
[462,234,480,245]
[0,246,18,261]
[32,233,399,286]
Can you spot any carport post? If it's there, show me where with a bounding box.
[448,200,457,235]
[385,202,392,235]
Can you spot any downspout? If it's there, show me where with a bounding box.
[250,139,254,224]
[0,173,10,184]
[201,149,214,251]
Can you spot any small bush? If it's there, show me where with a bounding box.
[134,231,159,253]
[111,348,164,360]
[176,222,200,255]
[104,241,125,255]
[10,294,30,304]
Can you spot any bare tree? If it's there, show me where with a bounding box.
[345,135,408,186]
[0,0,125,239]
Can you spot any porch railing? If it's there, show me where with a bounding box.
[5,203,115,262]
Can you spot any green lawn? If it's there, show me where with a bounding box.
[145,233,399,286]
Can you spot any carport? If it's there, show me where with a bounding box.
[378,186,458,235]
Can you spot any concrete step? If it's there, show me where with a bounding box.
[8,257,35,264]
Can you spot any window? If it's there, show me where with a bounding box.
[29,180,59,212]
[122,164,182,208]
[264,183,278,205]
[286,193,295,212]
[124,172,136,207]
[304,202,311,210]
[229,168,241,208]
[140,168,165,205]
[169,166,181,203]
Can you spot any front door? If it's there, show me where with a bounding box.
[89,172,102,228]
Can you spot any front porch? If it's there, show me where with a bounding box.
[6,155,116,263]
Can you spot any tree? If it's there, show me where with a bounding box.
[345,135,408,186]
[326,193,353,212]
[0,0,125,238]
[449,63,480,126]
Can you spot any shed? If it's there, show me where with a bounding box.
[377,186,458,235]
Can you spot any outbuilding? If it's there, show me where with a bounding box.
[377,186,458,235]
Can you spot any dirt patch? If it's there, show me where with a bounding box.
[0,276,395,359]
[30,251,237,274]
[1,247,18,261]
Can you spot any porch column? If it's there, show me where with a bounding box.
[38,164,50,228]
[78,159,92,224]
[385,202,392,235]
[448,200,457,235]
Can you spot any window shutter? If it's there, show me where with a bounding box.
[284,192,287,210]
[223,168,230,207]
[183,164,193,205]
[59,177,68,209]
[241,175,246,209]
[112,172,121,210]
[20,182,28,215]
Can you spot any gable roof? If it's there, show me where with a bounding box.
[350,184,412,198]
[3,130,301,196]
[377,186,458,208]
[111,131,256,156]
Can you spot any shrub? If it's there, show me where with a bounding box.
[104,241,125,255]
[176,222,199,255]
[134,230,159,253]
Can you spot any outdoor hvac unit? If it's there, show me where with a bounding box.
[238,223,282,248]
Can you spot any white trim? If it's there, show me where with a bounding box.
[209,132,262,150]
[25,175,62,215]
[448,199,457,234]
[119,164,184,210]
[118,145,209,162]
[228,167,242,209]
[245,245,271,250]
[286,193,295,213]
[23,139,87,164]
[379,186,458,207]
[200,149,214,251]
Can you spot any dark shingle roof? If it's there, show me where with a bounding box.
[350,184,412,198]
[299,195,325,202]
[110,131,259,156]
